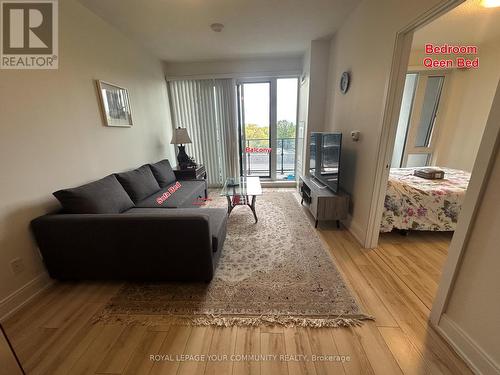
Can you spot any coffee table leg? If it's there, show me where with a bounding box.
[226,196,233,215]
[250,195,258,223]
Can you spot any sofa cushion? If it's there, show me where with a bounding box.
[135,180,206,208]
[53,175,134,214]
[149,159,177,188]
[115,165,161,203]
[124,207,226,253]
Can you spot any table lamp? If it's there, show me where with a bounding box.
[170,127,194,169]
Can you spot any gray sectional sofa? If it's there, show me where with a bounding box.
[31,159,226,282]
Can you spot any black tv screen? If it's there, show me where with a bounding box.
[309,132,342,193]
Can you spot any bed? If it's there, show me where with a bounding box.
[380,167,471,232]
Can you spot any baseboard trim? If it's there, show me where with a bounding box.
[437,314,500,375]
[0,273,53,322]
[345,217,365,247]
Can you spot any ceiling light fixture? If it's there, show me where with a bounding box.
[210,23,224,32]
[480,0,500,7]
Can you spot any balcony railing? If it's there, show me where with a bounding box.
[245,138,295,177]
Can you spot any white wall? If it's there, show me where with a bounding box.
[296,40,331,177]
[307,40,331,135]
[164,55,302,79]
[434,43,500,171]
[441,143,500,373]
[323,0,452,244]
[408,44,500,172]
[0,0,175,316]
[296,52,311,178]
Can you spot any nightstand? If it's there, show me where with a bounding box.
[173,165,207,198]
[173,165,207,180]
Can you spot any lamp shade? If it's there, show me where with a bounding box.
[170,127,192,144]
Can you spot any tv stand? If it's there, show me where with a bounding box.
[298,175,349,228]
[309,177,329,189]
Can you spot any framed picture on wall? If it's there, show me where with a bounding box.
[96,80,133,127]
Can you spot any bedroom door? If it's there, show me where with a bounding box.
[395,72,447,168]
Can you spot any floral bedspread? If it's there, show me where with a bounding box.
[381,167,470,232]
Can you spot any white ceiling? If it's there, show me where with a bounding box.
[413,0,500,48]
[77,0,360,62]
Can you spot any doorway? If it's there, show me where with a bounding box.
[368,0,500,336]
[237,77,299,181]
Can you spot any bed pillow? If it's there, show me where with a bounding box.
[53,175,135,214]
[115,165,161,203]
[149,159,177,188]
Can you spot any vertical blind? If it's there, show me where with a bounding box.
[167,79,239,186]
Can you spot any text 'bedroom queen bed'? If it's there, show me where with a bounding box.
[381,167,471,233]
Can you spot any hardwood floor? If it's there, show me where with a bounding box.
[3,227,471,375]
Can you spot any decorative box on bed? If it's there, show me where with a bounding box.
[381,167,470,232]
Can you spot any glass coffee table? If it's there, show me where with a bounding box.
[220,177,262,222]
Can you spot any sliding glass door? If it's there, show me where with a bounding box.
[238,82,271,178]
[237,78,298,181]
[276,78,298,180]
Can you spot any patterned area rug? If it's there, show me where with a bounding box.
[93,191,372,327]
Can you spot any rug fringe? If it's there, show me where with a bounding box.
[188,314,374,328]
[92,313,374,328]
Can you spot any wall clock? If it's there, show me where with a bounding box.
[340,71,350,94]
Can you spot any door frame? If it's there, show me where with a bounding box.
[366,0,464,248]
[366,0,500,329]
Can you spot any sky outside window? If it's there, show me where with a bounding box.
[243,79,298,127]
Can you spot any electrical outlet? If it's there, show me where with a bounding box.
[351,130,361,142]
[10,258,25,275]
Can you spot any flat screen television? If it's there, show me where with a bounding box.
[309,132,342,193]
